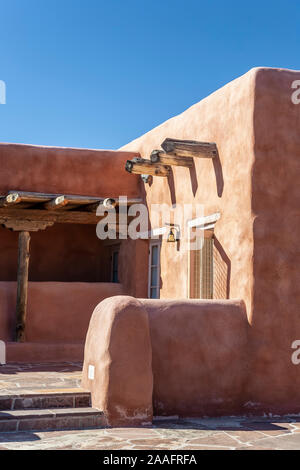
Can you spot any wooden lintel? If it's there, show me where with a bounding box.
[161,138,217,158]
[0,213,132,234]
[3,220,54,232]
[16,231,30,342]
[0,207,98,224]
[125,158,170,177]
[150,150,193,168]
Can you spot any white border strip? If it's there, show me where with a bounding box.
[0,341,6,365]
[188,212,221,229]
[140,226,167,239]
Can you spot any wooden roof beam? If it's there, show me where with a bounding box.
[161,138,217,158]
[4,191,142,210]
[44,195,69,210]
[0,193,21,207]
[150,150,193,168]
[125,157,170,177]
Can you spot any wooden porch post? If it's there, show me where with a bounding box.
[16,231,31,342]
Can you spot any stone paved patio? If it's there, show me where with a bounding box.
[1,363,300,450]
[0,362,82,395]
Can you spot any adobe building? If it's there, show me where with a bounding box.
[0,67,300,423]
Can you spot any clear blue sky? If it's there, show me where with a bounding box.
[0,0,299,149]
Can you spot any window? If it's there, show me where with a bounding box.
[189,235,214,299]
[148,242,161,299]
[187,212,221,299]
[111,250,119,283]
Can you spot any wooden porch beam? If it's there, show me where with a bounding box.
[161,138,217,158]
[16,231,30,342]
[7,191,105,206]
[3,191,142,210]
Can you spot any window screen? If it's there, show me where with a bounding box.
[190,237,213,299]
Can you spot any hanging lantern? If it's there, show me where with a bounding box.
[167,227,176,243]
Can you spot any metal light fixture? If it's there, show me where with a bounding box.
[166,223,180,243]
[167,227,176,243]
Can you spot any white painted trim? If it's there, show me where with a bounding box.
[152,227,167,237]
[188,212,221,229]
[139,226,167,239]
[0,341,6,365]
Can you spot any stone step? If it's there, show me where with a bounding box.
[0,389,91,410]
[0,407,106,432]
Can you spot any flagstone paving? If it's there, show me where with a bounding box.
[1,416,300,450]
[1,363,300,450]
[0,363,82,395]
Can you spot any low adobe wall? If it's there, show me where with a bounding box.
[82,296,248,426]
[0,281,124,343]
[142,298,249,417]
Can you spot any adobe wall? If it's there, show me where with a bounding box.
[246,68,300,413]
[0,281,124,342]
[82,296,248,425]
[121,67,300,415]
[0,224,113,282]
[0,143,140,198]
[141,298,249,417]
[121,69,256,313]
[82,296,153,427]
[0,144,146,313]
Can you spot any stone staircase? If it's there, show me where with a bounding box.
[0,389,106,432]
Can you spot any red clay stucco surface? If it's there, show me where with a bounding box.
[0,224,116,283]
[82,296,248,424]
[0,143,140,198]
[82,296,153,426]
[0,281,123,342]
[141,298,249,417]
[121,68,256,310]
[246,68,300,414]
[121,67,300,416]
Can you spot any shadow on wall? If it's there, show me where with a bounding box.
[189,160,198,197]
[167,169,176,205]
[213,149,224,197]
[166,147,224,202]
[213,236,231,299]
